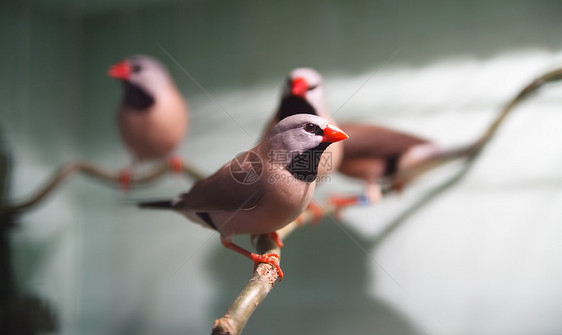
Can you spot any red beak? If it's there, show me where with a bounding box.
[291,77,308,97]
[108,60,130,80]
[321,123,349,143]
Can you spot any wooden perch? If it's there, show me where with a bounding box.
[0,160,205,216]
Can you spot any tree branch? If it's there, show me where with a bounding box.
[0,160,205,216]
[211,204,336,335]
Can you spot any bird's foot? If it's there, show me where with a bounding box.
[118,168,132,193]
[221,237,283,281]
[250,253,283,282]
[168,156,183,175]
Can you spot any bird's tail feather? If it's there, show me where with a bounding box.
[138,200,174,209]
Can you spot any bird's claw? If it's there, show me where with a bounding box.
[250,253,283,282]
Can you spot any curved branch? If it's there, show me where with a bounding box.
[211,204,336,335]
[1,160,205,216]
[386,66,562,189]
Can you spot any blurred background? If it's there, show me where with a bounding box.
[2,0,562,334]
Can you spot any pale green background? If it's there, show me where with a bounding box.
[2,1,562,334]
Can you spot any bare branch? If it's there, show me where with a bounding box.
[1,160,205,216]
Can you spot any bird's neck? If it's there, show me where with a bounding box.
[277,95,317,121]
[122,81,155,111]
[285,142,330,183]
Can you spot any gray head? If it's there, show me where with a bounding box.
[267,114,348,161]
[108,55,175,98]
[278,67,330,119]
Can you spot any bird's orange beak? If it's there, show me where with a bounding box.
[321,123,349,143]
[108,60,130,80]
[291,77,308,97]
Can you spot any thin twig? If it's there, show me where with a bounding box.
[0,160,205,216]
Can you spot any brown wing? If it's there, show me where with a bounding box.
[174,151,266,212]
[340,123,430,160]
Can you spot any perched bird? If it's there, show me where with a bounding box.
[108,55,188,189]
[139,114,349,280]
[263,68,344,221]
[332,123,443,206]
[263,67,343,178]
[331,69,562,208]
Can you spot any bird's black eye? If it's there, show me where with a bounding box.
[131,64,142,73]
[307,84,318,91]
[304,123,319,133]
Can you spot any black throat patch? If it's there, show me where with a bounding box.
[277,95,317,120]
[123,81,155,111]
[286,142,330,183]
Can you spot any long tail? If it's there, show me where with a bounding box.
[388,67,562,189]
[138,199,175,209]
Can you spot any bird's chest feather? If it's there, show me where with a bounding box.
[211,175,315,237]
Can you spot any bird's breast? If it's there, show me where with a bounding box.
[211,174,315,237]
[118,89,188,161]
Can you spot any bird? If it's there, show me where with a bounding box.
[138,114,349,281]
[331,123,443,207]
[263,67,343,179]
[108,55,188,190]
[331,69,562,209]
[262,67,344,221]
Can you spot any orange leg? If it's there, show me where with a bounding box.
[118,168,132,194]
[329,193,370,207]
[269,232,284,248]
[329,184,383,216]
[221,236,283,282]
[328,193,371,220]
[168,156,184,175]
